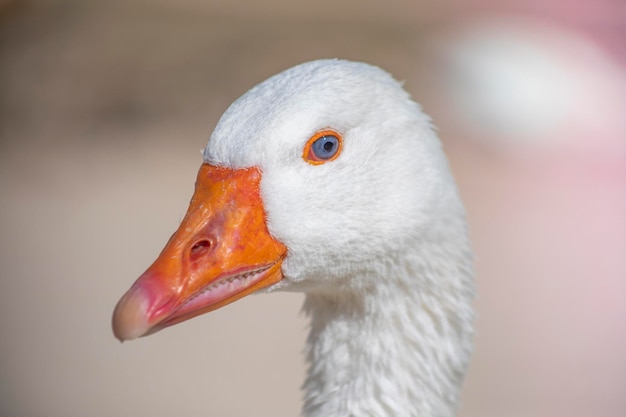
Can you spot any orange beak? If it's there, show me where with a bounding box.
[112,164,287,341]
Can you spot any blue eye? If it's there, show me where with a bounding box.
[303,130,343,165]
[312,135,339,159]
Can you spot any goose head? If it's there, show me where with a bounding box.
[112,59,473,416]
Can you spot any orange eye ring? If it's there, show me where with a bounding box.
[302,129,343,165]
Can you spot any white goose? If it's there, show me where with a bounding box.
[112,59,474,417]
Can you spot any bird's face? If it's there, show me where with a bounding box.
[112,60,453,341]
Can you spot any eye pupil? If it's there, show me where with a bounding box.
[312,135,339,160]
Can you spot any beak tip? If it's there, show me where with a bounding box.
[112,288,152,342]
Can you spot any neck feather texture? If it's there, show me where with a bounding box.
[300,237,474,417]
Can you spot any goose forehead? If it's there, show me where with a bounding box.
[203,60,409,168]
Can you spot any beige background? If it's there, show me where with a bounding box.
[1,1,625,416]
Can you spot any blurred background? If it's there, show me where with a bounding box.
[1,0,625,416]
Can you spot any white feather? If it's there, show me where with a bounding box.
[204,59,474,417]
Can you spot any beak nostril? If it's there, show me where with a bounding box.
[190,239,212,257]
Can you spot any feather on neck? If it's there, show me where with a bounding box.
[301,229,474,417]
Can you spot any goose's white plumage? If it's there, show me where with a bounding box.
[113,59,474,417]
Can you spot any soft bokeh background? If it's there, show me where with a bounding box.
[1,0,625,416]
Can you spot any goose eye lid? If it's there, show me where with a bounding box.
[303,129,343,165]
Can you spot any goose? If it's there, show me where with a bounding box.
[112,59,474,417]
